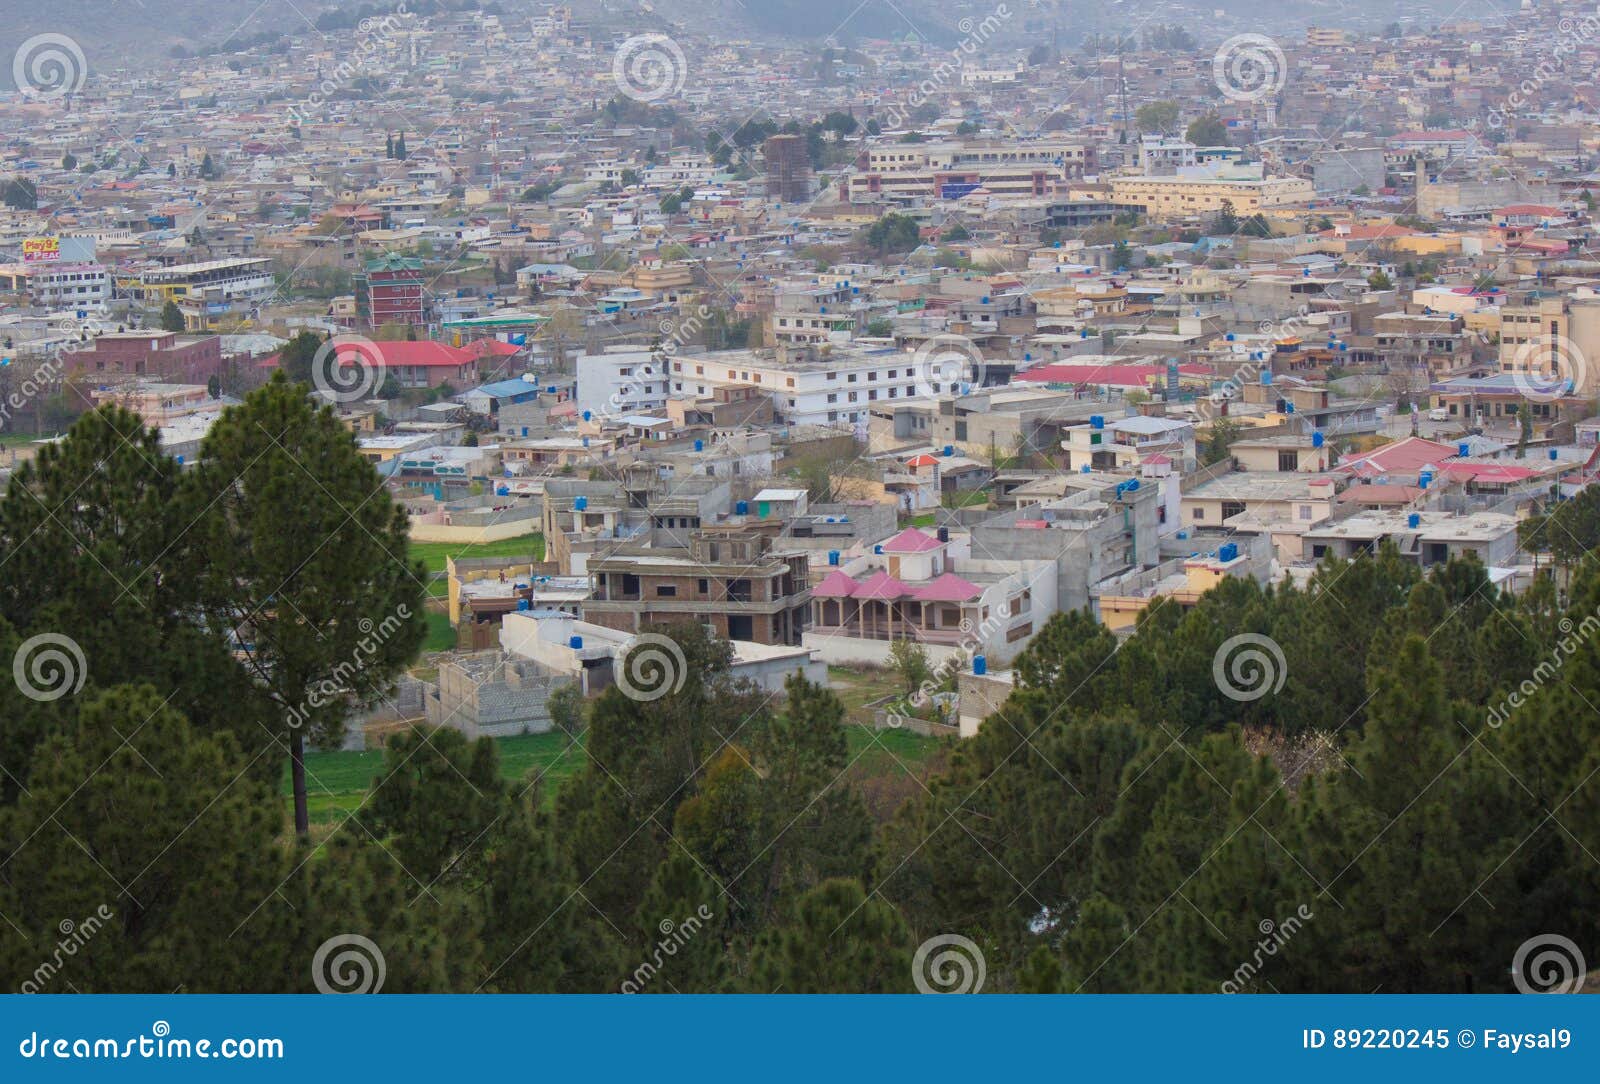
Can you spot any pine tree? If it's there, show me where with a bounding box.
[185,375,426,837]
[160,298,185,331]
[0,686,295,993]
[0,408,275,799]
[367,726,505,886]
[749,879,912,992]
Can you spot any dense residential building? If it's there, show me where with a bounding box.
[585,528,811,644]
[356,254,429,329]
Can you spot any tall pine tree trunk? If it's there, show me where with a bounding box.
[291,730,309,838]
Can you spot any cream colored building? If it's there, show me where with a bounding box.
[1109,167,1315,221]
[1499,293,1600,397]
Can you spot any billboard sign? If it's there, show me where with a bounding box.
[21,237,60,263]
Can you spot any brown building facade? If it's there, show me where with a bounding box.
[585,529,810,644]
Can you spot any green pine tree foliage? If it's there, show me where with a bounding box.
[186,374,426,835]
[749,878,912,993]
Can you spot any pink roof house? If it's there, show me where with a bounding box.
[804,526,1055,669]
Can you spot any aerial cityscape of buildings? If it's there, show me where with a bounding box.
[2,0,1599,1006]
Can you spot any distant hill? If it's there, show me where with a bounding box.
[0,0,1527,80]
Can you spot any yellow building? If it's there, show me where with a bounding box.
[1095,551,1253,633]
[1108,170,1315,221]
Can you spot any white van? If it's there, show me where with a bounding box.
[1427,406,1450,422]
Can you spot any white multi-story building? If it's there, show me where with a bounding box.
[670,343,967,428]
[643,155,719,189]
[848,138,1093,203]
[0,261,110,307]
[576,347,669,419]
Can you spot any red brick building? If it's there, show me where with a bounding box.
[61,331,224,384]
[357,254,427,329]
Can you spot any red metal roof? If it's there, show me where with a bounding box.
[1335,436,1459,477]
[912,572,983,602]
[813,570,860,598]
[334,340,478,369]
[854,570,912,600]
[881,527,943,553]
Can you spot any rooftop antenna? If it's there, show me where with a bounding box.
[1118,41,1129,145]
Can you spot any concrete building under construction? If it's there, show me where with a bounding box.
[763,134,811,204]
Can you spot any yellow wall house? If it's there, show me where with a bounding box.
[1109,166,1315,221]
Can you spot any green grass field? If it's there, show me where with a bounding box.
[287,717,944,827]
[422,612,456,653]
[287,730,588,824]
[407,532,545,598]
[408,532,545,574]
